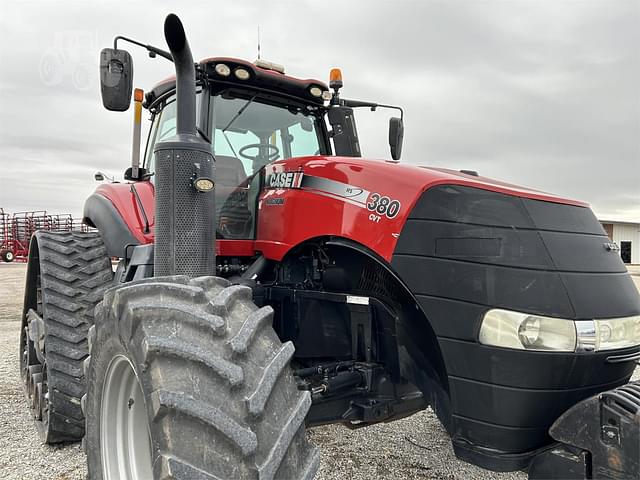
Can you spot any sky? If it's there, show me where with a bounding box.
[0,0,638,221]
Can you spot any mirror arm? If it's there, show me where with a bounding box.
[342,99,404,120]
[377,103,404,121]
[114,35,173,62]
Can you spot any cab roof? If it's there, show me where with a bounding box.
[144,57,329,108]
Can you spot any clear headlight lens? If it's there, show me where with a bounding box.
[595,316,640,350]
[309,86,323,97]
[479,310,576,352]
[234,68,250,80]
[479,309,640,352]
[214,63,231,77]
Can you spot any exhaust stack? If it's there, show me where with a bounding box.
[153,14,215,277]
[163,14,196,136]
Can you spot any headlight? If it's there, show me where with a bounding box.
[595,316,640,350]
[478,309,640,352]
[234,68,250,80]
[479,310,576,352]
[214,63,231,77]
[309,86,323,98]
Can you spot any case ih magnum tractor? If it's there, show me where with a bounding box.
[19,14,640,480]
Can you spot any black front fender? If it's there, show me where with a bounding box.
[83,194,139,258]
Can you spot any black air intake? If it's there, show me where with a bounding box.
[153,14,215,276]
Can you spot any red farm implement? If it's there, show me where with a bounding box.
[0,209,94,262]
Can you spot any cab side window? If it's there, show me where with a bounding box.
[143,112,160,176]
[156,101,178,142]
[143,101,176,178]
[289,119,321,157]
[144,93,200,177]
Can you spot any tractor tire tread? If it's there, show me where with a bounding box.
[85,276,318,480]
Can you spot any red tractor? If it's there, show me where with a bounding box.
[19,14,640,480]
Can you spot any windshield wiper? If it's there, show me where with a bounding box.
[222,95,257,132]
[222,130,238,158]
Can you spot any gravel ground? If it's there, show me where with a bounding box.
[1,262,638,480]
[0,264,85,480]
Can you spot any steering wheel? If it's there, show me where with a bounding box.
[239,143,280,162]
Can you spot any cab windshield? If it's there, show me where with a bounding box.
[209,93,325,240]
[209,93,324,176]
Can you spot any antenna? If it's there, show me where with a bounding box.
[257,25,261,59]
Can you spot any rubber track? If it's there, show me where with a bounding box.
[36,231,112,443]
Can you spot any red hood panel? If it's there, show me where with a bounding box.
[272,156,586,208]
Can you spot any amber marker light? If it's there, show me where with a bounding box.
[329,68,343,89]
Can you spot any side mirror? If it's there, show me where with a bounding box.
[94,172,104,181]
[100,48,133,111]
[389,117,404,160]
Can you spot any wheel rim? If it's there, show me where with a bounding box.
[101,355,153,480]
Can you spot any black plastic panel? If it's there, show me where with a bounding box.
[439,338,639,390]
[452,418,549,471]
[83,193,139,258]
[413,296,487,340]
[561,272,640,319]
[539,231,627,273]
[396,220,627,274]
[394,256,575,318]
[289,298,352,358]
[449,375,626,430]
[408,184,606,235]
[523,198,605,235]
[408,185,534,228]
[396,220,553,269]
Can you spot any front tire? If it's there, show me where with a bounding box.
[84,276,319,480]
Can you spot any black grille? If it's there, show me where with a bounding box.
[154,146,215,277]
[357,262,401,303]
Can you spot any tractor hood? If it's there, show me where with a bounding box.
[259,155,589,262]
[272,155,586,209]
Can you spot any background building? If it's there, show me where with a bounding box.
[601,220,640,264]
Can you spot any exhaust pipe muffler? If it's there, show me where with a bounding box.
[153,14,215,277]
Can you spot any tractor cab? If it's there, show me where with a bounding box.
[139,57,401,241]
[143,59,332,239]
